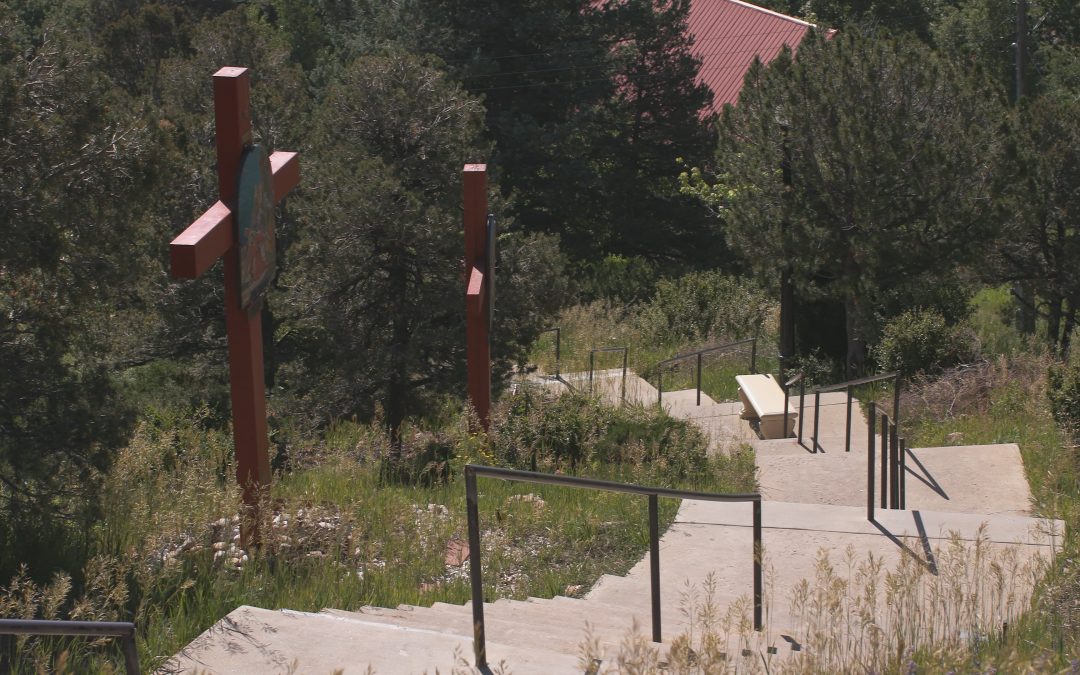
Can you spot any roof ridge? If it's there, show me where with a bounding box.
[718,0,817,30]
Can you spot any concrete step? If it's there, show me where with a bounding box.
[163,604,583,674]
[657,388,717,416]
[422,597,651,645]
[321,603,622,657]
[559,369,659,408]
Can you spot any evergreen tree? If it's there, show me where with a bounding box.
[277,52,567,439]
[0,5,162,577]
[993,98,1080,353]
[419,0,720,268]
[689,32,1004,371]
[601,0,721,265]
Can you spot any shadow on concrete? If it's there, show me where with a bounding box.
[903,448,949,500]
[870,511,939,575]
[780,634,802,651]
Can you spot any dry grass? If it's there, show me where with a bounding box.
[588,526,1058,673]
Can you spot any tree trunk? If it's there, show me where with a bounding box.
[780,265,796,377]
[1048,292,1064,351]
[844,293,866,378]
[386,259,409,454]
[842,246,865,378]
[1062,300,1077,358]
[1015,282,1037,334]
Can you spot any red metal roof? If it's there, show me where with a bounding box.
[688,0,819,111]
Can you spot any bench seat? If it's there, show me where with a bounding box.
[735,374,797,439]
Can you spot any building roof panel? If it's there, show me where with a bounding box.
[688,0,818,111]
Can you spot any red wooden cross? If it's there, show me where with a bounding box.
[169,68,300,543]
[463,165,491,430]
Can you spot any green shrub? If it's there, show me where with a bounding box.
[490,388,710,479]
[782,348,840,386]
[636,271,776,345]
[378,430,453,487]
[1048,359,1080,434]
[576,254,659,305]
[875,308,978,377]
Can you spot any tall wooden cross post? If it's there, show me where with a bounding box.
[464,165,492,430]
[169,68,300,545]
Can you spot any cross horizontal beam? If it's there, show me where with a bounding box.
[169,151,300,280]
[170,201,233,279]
[466,264,486,316]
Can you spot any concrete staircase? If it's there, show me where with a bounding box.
[167,373,1064,674]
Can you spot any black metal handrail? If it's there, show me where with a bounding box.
[0,619,139,674]
[464,464,763,670]
[781,372,804,441]
[866,403,906,521]
[588,346,629,403]
[655,338,758,407]
[794,372,900,454]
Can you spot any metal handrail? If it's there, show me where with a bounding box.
[588,347,629,403]
[464,464,763,670]
[866,403,905,521]
[794,372,901,454]
[811,371,901,394]
[782,372,804,439]
[0,619,139,675]
[655,338,758,407]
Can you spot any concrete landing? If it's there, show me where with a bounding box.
[588,499,1061,650]
[756,442,1033,516]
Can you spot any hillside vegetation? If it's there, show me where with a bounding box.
[3,0,1080,671]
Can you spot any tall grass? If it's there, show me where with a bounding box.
[593,526,1055,674]
[0,389,754,673]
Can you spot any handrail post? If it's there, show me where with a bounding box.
[621,348,628,405]
[588,351,595,395]
[750,338,758,374]
[867,409,876,522]
[889,422,900,509]
[893,375,901,437]
[798,379,805,447]
[812,390,821,453]
[465,467,486,669]
[880,413,889,509]
[889,371,898,444]
[122,633,140,675]
[783,383,790,439]
[845,384,853,452]
[753,498,763,631]
[649,494,662,643]
[899,437,907,509]
[554,328,561,379]
[696,352,702,406]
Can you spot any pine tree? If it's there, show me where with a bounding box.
[706,32,1004,371]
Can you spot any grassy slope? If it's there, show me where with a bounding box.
[1,390,755,672]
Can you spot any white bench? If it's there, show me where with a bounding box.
[735,374,797,439]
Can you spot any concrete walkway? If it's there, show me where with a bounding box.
[168,372,1064,674]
